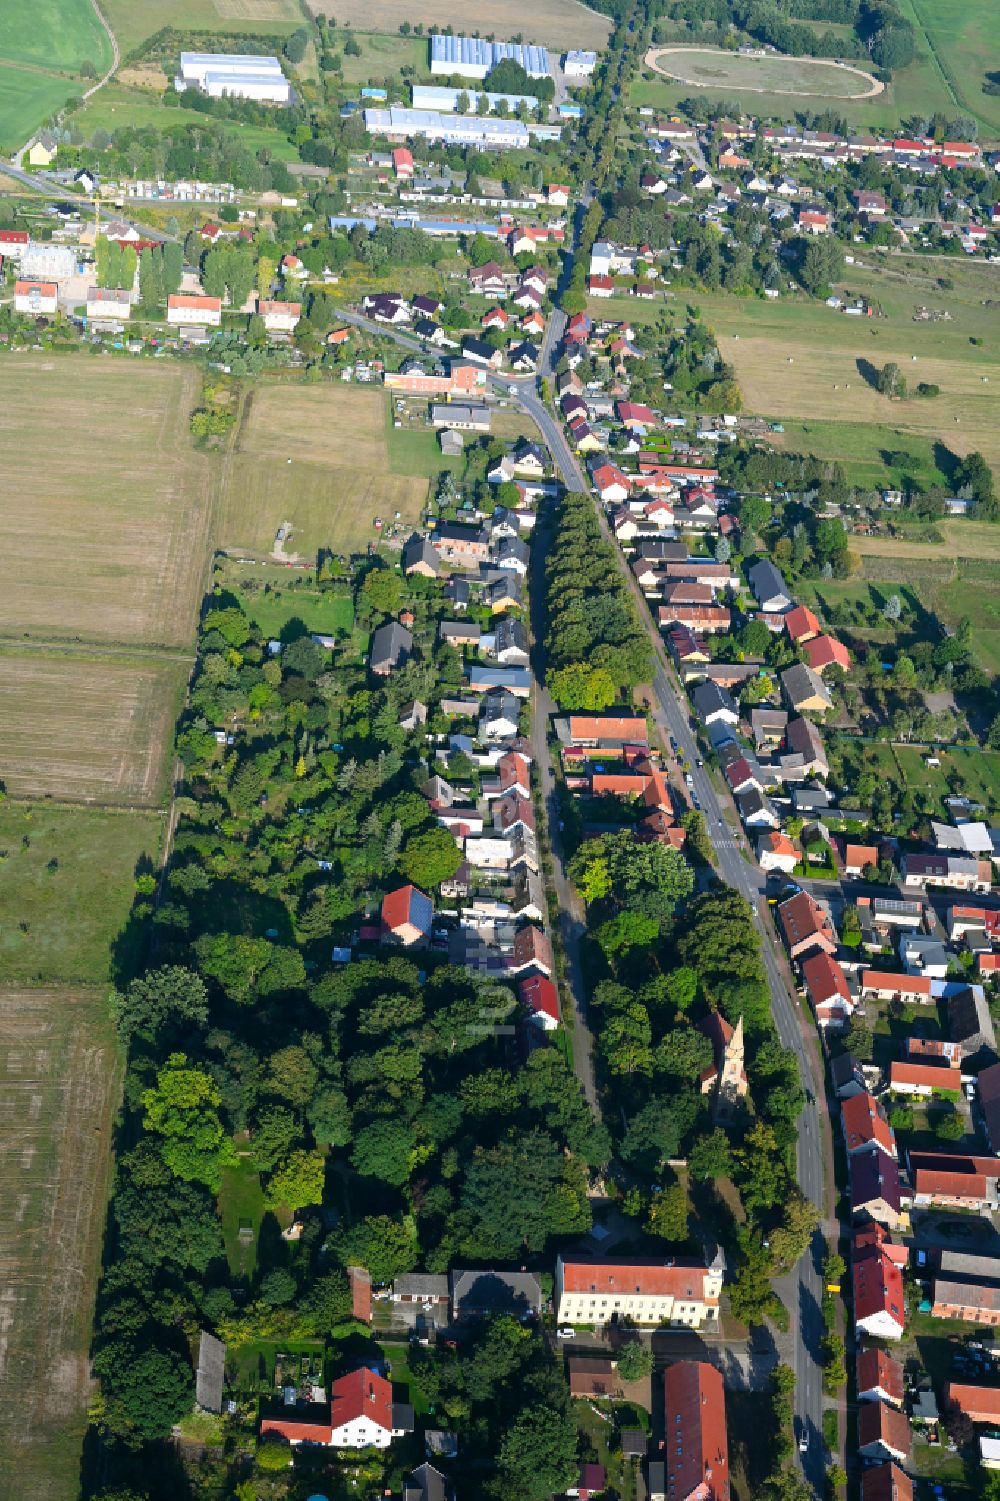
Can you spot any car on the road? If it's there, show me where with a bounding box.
[692,796,701,810]
[799,1434,809,1454]
[556,1327,576,1339]
[669,737,678,751]
[685,773,694,788]
[696,758,703,767]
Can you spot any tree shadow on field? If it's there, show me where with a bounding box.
[856,357,881,390]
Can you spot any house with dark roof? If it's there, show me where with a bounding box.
[692,680,739,727]
[450,1269,542,1320]
[849,1151,905,1231]
[781,663,833,715]
[978,1060,1000,1154]
[948,986,997,1067]
[747,558,792,612]
[370,621,413,676]
[862,1464,912,1501]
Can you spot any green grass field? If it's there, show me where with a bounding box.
[337,31,430,87]
[0,804,162,986]
[901,0,1000,134]
[218,558,356,640]
[219,1157,266,1281]
[0,0,115,148]
[0,0,113,73]
[74,81,301,157]
[775,419,951,491]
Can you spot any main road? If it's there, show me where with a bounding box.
[337,302,831,1486]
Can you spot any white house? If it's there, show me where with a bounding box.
[257,298,301,333]
[564,50,597,77]
[260,1368,408,1449]
[167,293,222,327]
[86,287,131,320]
[14,280,57,315]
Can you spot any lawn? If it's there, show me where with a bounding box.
[0,648,187,805]
[337,31,430,87]
[0,986,121,1501]
[219,385,429,558]
[0,358,215,648]
[899,0,1000,134]
[218,558,355,640]
[645,46,881,99]
[100,0,303,58]
[306,0,611,49]
[74,82,301,159]
[0,803,162,984]
[219,1157,266,1281]
[773,419,950,492]
[0,64,88,153]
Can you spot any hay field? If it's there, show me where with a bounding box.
[715,335,1000,467]
[100,0,301,57]
[0,359,214,648]
[851,521,1000,563]
[219,385,428,558]
[0,649,185,805]
[645,46,881,98]
[308,0,611,49]
[0,988,121,1501]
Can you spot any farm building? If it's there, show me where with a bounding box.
[175,52,291,104]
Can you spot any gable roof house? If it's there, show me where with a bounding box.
[402,534,439,576]
[802,951,853,1027]
[779,890,837,961]
[862,1466,912,1501]
[842,1092,896,1159]
[849,1151,905,1231]
[947,986,997,1067]
[370,621,413,676]
[857,1345,905,1406]
[784,604,820,643]
[692,681,739,727]
[781,663,833,715]
[858,1401,911,1464]
[662,1361,730,1501]
[260,1367,406,1449]
[853,1242,906,1338]
[804,634,851,674]
[748,559,792,613]
[381,885,433,947]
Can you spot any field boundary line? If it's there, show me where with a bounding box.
[80,0,120,103]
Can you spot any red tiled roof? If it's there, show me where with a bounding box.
[914,1168,987,1199]
[853,1245,904,1328]
[663,1361,729,1501]
[857,1345,904,1403]
[861,970,932,997]
[802,951,850,1008]
[15,280,56,295]
[168,293,222,311]
[784,604,820,642]
[380,883,431,936]
[568,715,647,742]
[842,1092,894,1156]
[780,890,833,949]
[945,1383,1000,1420]
[862,1464,912,1501]
[805,634,851,672]
[561,1260,714,1299]
[260,1415,333,1443]
[889,1061,963,1092]
[331,1367,392,1433]
[519,973,559,1023]
[858,1396,910,1457]
[845,843,878,869]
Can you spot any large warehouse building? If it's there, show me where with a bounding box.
[175,52,291,104]
[364,106,560,149]
[429,35,551,80]
[412,84,543,114]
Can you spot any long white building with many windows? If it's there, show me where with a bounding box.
[430,34,551,79]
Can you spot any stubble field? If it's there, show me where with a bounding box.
[307,0,611,49]
[0,649,186,804]
[0,988,121,1501]
[219,384,428,558]
[0,359,214,648]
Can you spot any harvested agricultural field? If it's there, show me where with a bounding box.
[0,987,121,1501]
[100,0,301,56]
[645,46,881,98]
[716,337,1000,468]
[0,648,186,805]
[307,0,611,49]
[219,385,428,558]
[0,358,215,648]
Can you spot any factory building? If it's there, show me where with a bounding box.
[175,52,291,104]
[364,107,560,149]
[429,34,551,80]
